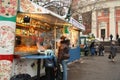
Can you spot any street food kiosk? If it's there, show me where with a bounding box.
[13,2,71,79]
[0,0,69,79]
[0,0,85,79]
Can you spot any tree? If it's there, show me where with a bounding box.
[31,0,72,18]
[70,0,106,34]
[32,0,106,35]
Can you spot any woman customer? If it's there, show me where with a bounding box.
[57,36,70,80]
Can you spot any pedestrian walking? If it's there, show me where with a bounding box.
[110,34,113,41]
[102,35,105,41]
[84,43,89,56]
[95,43,99,56]
[118,38,120,46]
[89,42,95,56]
[98,43,104,56]
[116,33,119,40]
[108,41,117,62]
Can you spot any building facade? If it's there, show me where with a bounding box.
[81,0,120,41]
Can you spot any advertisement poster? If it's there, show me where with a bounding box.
[20,0,48,13]
[0,0,18,79]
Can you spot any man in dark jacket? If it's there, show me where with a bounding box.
[118,38,120,46]
[110,34,113,41]
[116,33,119,40]
[110,41,117,62]
[98,43,104,56]
[90,42,95,56]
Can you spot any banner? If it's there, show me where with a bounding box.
[20,0,48,13]
[69,17,85,30]
[63,25,70,34]
[0,0,18,79]
[0,0,18,54]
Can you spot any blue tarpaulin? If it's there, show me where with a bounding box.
[68,46,81,63]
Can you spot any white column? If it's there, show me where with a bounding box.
[109,7,116,40]
[91,11,97,38]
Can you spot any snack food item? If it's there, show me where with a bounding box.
[15,46,38,54]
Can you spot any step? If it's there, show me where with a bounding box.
[104,46,120,53]
[100,41,119,46]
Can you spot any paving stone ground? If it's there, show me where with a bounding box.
[68,53,120,80]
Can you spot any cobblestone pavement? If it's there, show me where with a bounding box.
[68,53,120,80]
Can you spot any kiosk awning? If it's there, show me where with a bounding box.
[19,1,69,27]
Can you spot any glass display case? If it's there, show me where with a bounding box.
[14,13,54,55]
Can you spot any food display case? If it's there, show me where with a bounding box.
[14,13,55,55]
[13,13,56,78]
